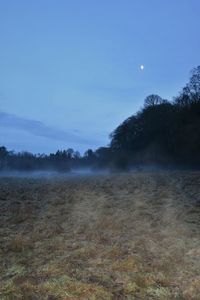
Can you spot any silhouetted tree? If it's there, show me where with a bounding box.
[144,94,167,107]
[110,67,200,168]
[0,146,8,169]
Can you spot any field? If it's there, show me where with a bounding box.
[1,171,200,299]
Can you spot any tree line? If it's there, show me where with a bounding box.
[0,66,200,172]
[110,66,200,169]
[0,146,110,172]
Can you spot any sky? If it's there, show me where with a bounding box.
[0,0,200,154]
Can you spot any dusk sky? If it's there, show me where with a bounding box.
[0,0,200,154]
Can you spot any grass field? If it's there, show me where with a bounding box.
[1,171,200,299]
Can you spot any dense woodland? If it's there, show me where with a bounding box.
[1,66,200,172]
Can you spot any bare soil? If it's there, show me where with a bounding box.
[1,171,200,299]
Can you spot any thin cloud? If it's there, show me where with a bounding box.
[0,111,98,146]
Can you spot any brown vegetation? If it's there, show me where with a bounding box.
[1,172,200,299]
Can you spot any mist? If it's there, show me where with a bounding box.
[0,168,110,179]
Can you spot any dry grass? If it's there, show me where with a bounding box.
[1,171,200,299]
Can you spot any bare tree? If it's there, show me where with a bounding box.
[144,94,165,107]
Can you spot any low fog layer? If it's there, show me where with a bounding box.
[0,168,110,178]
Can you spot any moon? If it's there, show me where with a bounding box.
[140,65,144,70]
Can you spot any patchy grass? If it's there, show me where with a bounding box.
[1,172,200,299]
